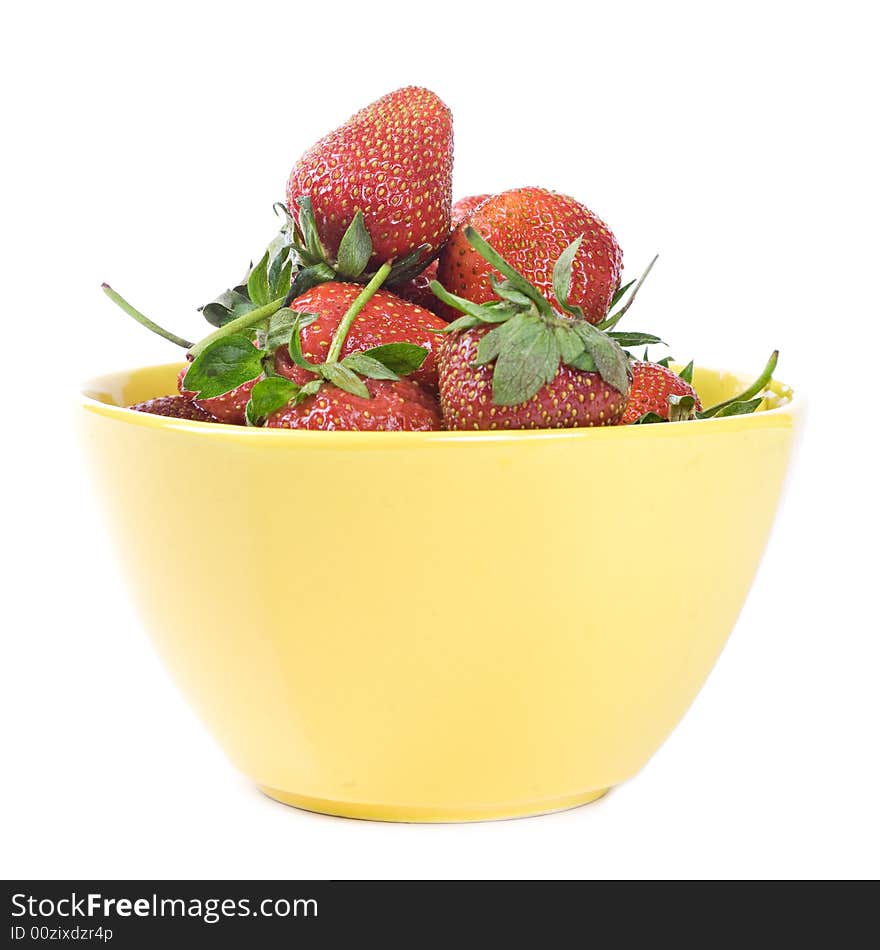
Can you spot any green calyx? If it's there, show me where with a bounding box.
[289,196,430,289]
[430,226,632,406]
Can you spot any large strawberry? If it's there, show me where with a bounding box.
[273,282,447,395]
[621,362,702,424]
[286,87,453,277]
[437,187,622,324]
[433,227,631,430]
[395,194,491,315]
[266,377,440,431]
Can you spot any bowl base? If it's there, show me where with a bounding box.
[257,785,610,823]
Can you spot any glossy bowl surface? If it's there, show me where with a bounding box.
[79,363,800,821]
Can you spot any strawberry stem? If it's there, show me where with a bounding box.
[188,295,287,359]
[101,284,194,349]
[325,262,392,364]
[700,351,779,418]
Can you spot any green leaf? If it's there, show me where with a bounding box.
[201,206,296,327]
[609,278,636,310]
[474,313,529,366]
[490,276,535,308]
[336,211,373,279]
[286,262,336,304]
[554,323,587,365]
[429,280,501,322]
[265,309,318,352]
[568,350,598,372]
[287,314,324,373]
[608,331,665,347]
[295,196,328,265]
[183,334,264,399]
[656,356,673,368]
[386,245,431,286]
[341,353,400,380]
[247,251,272,307]
[245,377,301,426]
[571,321,631,395]
[711,398,763,418]
[358,342,428,375]
[597,255,658,330]
[678,360,694,384]
[436,314,483,333]
[200,285,254,328]
[633,411,667,425]
[300,379,322,398]
[491,318,561,406]
[551,235,583,314]
[319,362,371,398]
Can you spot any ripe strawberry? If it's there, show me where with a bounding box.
[395,194,491,315]
[266,377,441,431]
[286,87,453,272]
[433,227,631,431]
[440,325,627,429]
[177,363,257,425]
[437,187,622,324]
[128,395,216,421]
[274,282,447,394]
[621,362,702,424]
[450,194,491,226]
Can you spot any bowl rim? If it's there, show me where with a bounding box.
[79,361,802,443]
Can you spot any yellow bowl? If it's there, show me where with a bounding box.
[78,363,800,821]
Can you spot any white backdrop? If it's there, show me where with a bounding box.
[2,0,878,879]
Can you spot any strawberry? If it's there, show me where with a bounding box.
[272,282,447,394]
[128,395,216,422]
[437,187,622,324]
[621,362,702,424]
[395,194,491,315]
[177,362,258,425]
[450,194,491,226]
[432,227,631,430]
[286,87,453,275]
[174,257,438,430]
[266,377,441,431]
[440,325,627,429]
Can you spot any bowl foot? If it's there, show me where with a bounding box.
[257,785,610,823]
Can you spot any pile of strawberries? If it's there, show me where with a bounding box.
[106,86,776,431]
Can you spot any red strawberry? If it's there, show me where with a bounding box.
[274,282,447,394]
[177,363,257,425]
[286,87,453,272]
[439,326,626,430]
[434,227,631,431]
[450,193,491,227]
[621,362,702,424]
[437,187,622,324]
[267,378,441,431]
[128,395,216,421]
[394,194,491,315]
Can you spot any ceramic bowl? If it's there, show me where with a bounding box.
[78,363,800,821]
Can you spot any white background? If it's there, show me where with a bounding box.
[2,1,878,879]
